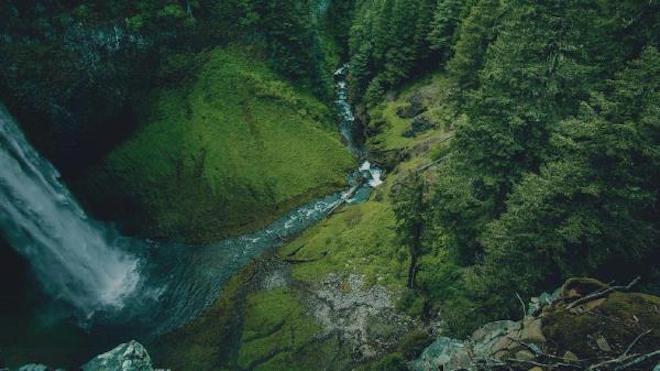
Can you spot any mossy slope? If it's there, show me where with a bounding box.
[79,48,354,242]
[152,73,457,369]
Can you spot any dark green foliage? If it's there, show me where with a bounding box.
[392,172,428,288]
[475,47,660,313]
[362,353,408,371]
[348,0,442,105]
[433,0,656,264]
[0,0,342,174]
[446,0,503,91]
[366,0,660,336]
[426,0,473,63]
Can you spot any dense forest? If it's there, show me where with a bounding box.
[342,0,660,336]
[0,0,659,370]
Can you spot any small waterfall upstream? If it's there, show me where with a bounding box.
[0,65,383,342]
[0,104,141,316]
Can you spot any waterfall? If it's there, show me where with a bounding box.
[0,104,140,316]
[0,64,381,338]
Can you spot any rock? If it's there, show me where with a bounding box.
[409,337,470,371]
[528,367,544,371]
[563,350,579,362]
[560,277,608,300]
[595,336,612,352]
[17,365,52,371]
[396,94,426,119]
[82,340,153,371]
[471,320,520,357]
[519,316,546,343]
[527,288,561,315]
[413,278,660,370]
[515,350,535,361]
[402,116,436,138]
[309,274,420,360]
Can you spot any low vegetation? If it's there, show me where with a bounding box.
[78,48,354,242]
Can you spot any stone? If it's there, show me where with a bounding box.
[82,340,154,371]
[519,316,546,343]
[471,320,520,357]
[527,288,561,315]
[17,365,51,371]
[560,278,608,300]
[515,350,535,361]
[563,351,579,362]
[409,337,470,371]
[595,336,612,352]
[403,116,436,138]
[396,94,426,119]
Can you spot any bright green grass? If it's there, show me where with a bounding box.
[368,73,456,153]
[151,72,457,369]
[276,73,459,291]
[82,48,354,242]
[237,288,321,370]
[279,199,408,289]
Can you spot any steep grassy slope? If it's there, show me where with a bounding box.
[152,73,456,370]
[78,48,354,243]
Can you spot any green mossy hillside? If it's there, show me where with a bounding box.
[151,73,455,370]
[279,193,407,289]
[78,48,355,243]
[237,288,324,370]
[366,74,457,153]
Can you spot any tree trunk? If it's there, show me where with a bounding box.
[407,248,418,289]
[407,222,422,289]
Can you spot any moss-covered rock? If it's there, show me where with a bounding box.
[77,48,354,243]
[412,278,660,371]
[544,291,660,360]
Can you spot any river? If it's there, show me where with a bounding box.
[0,66,382,367]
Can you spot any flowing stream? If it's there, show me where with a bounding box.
[0,66,382,343]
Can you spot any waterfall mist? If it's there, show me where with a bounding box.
[0,104,141,317]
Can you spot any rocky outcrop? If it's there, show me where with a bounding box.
[412,278,660,370]
[0,9,152,173]
[306,273,421,360]
[4,341,160,371]
[82,341,154,371]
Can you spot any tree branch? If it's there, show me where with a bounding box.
[566,276,641,309]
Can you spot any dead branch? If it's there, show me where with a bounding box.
[614,349,660,370]
[515,292,527,317]
[566,276,641,309]
[506,337,582,367]
[623,329,653,356]
[506,357,580,369]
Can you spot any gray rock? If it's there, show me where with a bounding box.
[403,116,436,138]
[527,287,561,315]
[396,94,426,119]
[409,337,470,371]
[308,273,420,360]
[17,365,51,371]
[82,340,153,371]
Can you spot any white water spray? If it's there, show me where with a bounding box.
[0,104,140,316]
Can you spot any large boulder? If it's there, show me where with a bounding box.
[411,278,660,370]
[82,341,153,371]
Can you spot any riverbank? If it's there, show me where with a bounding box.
[151,72,456,370]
